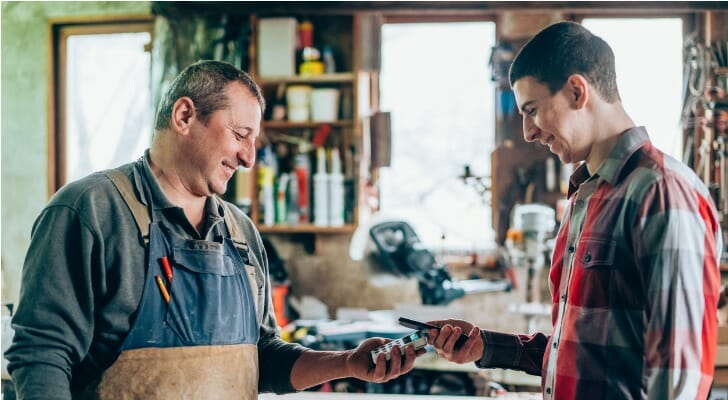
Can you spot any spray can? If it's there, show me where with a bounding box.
[328,148,345,227]
[314,147,329,226]
[293,152,310,223]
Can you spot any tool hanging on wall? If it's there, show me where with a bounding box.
[680,36,710,135]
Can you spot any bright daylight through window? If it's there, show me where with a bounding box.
[379,22,496,252]
[65,32,153,183]
[583,18,684,160]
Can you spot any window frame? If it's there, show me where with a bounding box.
[49,15,154,195]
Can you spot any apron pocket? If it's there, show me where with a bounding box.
[165,247,255,345]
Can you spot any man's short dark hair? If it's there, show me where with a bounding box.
[154,60,266,130]
[509,21,620,103]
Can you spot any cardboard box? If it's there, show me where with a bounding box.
[715,367,728,386]
[257,18,297,78]
[719,325,728,344]
[716,345,728,367]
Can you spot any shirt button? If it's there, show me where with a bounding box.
[584,253,592,262]
[568,245,575,253]
[560,294,566,300]
[546,388,551,394]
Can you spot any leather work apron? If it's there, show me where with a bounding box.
[77,164,260,400]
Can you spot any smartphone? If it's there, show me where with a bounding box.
[370,331,428,364]
[397,317,470,348]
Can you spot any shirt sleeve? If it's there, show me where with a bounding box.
[5,206,97,400]
[475,329,549,376]
[243,221,305,394]
[635,178,721,399]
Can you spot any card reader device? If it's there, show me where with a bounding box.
[369,330,428,364]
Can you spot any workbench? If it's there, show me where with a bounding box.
[261,392,541,399]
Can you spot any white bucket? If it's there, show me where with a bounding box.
[310,88,340,122]
[288,106,309,122]
[286,85,312,108]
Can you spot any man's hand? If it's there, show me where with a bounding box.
[345,337,423,383]
[426,319,484,364]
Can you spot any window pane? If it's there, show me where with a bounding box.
[65,32,152,183]
[583,18,683,159]
[380,22,496,251]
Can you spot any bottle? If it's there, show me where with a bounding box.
[328,148,345,227]
[234,168,253,216]
[299,20,313,48]
[287,173,300,225]
[293,151,310,223]
[297,20,324,75]
[257,151,276,226]
[313,147,329,226]
[322,45,336,73]
[271,83,287,121]
[275,173,289,224]
[344,146,356,224]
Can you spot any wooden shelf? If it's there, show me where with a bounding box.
[258,224,356,234]
[260,72,355,85]
[263,120,354,129]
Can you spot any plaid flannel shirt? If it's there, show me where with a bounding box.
[478,127,721,399]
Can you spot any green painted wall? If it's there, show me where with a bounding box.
[1,1,151,307]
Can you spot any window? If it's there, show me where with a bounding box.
[582,17,684,160]
[379,21,496,252]
[51,20,153,192]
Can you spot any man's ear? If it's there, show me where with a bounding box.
[171,97,196,134]
[566,74,588,109]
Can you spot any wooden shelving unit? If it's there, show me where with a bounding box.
[258,224,356,234]
[263,120,354,129]
[259,72,355,84]
[240,13,365,245]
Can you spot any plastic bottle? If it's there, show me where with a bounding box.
[287,173,300,225]
[322,46,336,73]
[293,152,310,223]
[275,173,289,224]
[271,83,287,121]
[313,147,329,226]
[257,147,276,226]
[328,148,345,227]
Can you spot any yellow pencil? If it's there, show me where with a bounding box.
[155,275,171,304]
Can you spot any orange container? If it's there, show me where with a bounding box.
[272,284,289,327]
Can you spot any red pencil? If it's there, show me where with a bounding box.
[159,256,173,283]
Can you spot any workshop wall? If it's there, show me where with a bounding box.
[266,11,563,333]
[1,2,151,307]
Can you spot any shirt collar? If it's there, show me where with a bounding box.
[135,150,224,226]
[567,126,650,198]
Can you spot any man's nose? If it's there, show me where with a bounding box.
[523,117,539,143]
[238,142,256,169]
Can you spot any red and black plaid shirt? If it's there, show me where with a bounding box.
[478,127,721,399]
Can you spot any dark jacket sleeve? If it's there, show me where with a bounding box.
[475,329,549,376]
[5,206,97,400]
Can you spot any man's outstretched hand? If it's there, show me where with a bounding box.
[345,337,424,383]
[426,319,484,364]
